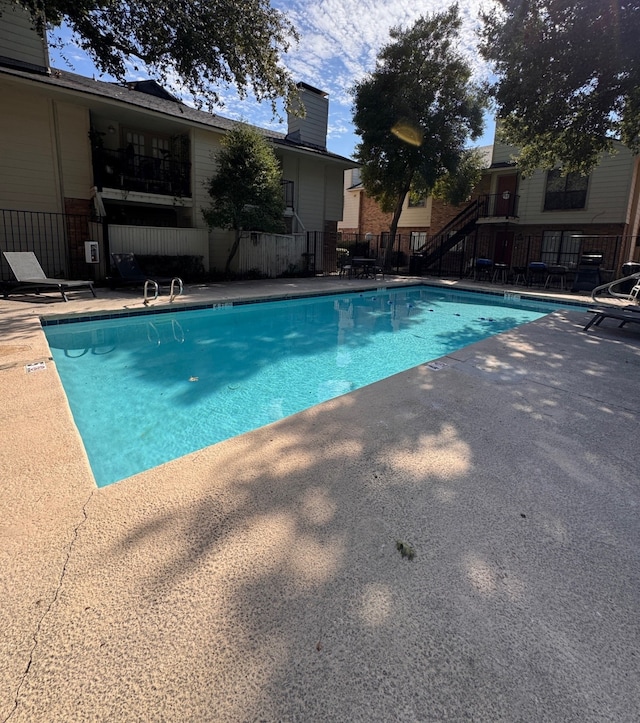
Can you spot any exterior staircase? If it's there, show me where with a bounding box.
[417,198,481,269]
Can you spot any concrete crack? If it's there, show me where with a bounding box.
[4,490,94,722]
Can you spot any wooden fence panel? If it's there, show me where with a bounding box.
[108,225,209,269]
[236,233,308,277]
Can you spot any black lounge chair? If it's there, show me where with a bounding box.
[2,251,96,302]
[109,253,172,287]
[584,305,640,331]
[110,253,183,303]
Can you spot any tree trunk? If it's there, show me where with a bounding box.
[224,228,243,275]
[386,183,411,269]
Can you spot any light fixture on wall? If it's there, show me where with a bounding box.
[107,124,116,134]
[502,190,511,200]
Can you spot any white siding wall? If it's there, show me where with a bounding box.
[324,164,347,221]
[516,145,635,226]
[55,102,92,200]
[192,127,223,228]
[296,156,325,230]
[192,127,227,267]
[0,1,49,68]
[0,80,61,212]
[491,140,517,166]
[339,169,361,229]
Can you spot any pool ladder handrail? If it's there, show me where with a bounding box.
[147,318,185,345]
[591,271,640,305]
[143,277,184,305]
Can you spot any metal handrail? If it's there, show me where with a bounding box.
[169,277,183,302]
[143,279,159,305]
[591,272,640,304]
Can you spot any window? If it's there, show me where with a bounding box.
[408,191,426,208]
[541,230,582,267]
[124,130,171,160]
[544,170,588,210]
[410,232,427,250]
[151,137,170,159]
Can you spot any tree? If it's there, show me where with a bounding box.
[352,6,486,259]
[480,0,640,175]
[11,0,298,112]
[203,124,285,275]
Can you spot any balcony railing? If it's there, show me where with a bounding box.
[478,193,519,218]
[93,148,191,197]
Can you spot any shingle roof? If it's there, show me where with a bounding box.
[0,64,355,164]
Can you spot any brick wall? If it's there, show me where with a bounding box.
[360,194,392,234]
[357,172,493,237]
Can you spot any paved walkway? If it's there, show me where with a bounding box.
[1,276,639,721]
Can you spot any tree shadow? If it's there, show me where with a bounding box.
[37,310,640,720]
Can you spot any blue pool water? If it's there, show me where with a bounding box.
[44,286,577,487]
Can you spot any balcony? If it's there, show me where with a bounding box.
[93,148,191,197]
[478,193,519,220]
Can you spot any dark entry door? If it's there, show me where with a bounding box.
[496,175,518,216]
[494,231,514,265]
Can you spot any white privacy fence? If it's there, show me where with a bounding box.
[108,225,209,269]
[236,233,314,277]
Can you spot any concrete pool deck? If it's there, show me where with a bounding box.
[1,275,639,721]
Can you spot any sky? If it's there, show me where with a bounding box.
[46,0,497,160]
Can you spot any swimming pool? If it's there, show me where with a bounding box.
[43,286,578,487]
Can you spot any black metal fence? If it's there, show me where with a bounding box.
[337,229,637,282]
[338,232,413,273]
[416,233,636,282]
[0,209,104,282]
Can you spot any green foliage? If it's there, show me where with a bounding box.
[203,124,285,233]
[203,124,285,273]
[480,0,640,175]
[432,148,486,205]
[352,6,486,242]
[14,0,299,113]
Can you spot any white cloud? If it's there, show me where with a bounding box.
[276,0,496,154]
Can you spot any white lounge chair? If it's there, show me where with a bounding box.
[2,251,96,302]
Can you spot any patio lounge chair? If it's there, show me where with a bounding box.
[584,305,640,331]
[2,251,96,302]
